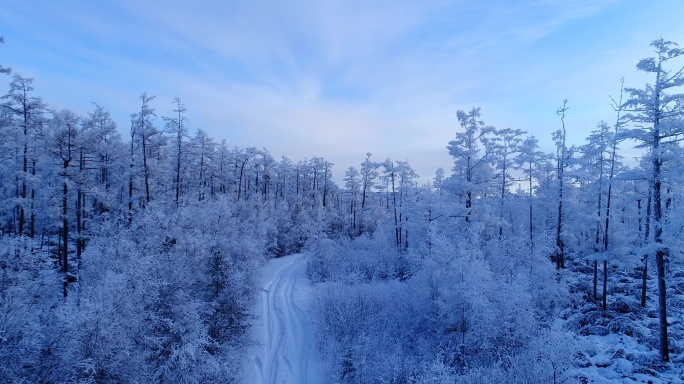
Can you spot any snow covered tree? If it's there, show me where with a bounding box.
[79,103,123,216]
[554,99,570,269]
[447,107,495,223]
[490,127,526,237]
[578,119,623,308]
[360,153,378,209]
[235,147,257,201]
[163,97,188,205]
[190,129,215,201]
[359,152,379,233]
[380,159,402,249]
[131,92,159,205]
[1,74,46,237]
[49,109,79,278]
[622,38,684,362]
[514,135,547,248]
[343,166,360,233]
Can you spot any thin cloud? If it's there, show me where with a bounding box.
[2,0,684,182]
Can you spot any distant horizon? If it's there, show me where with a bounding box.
[3,0,684,183]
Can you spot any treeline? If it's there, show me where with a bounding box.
[306,39,684,383]
[0,45,423,381]
[0,36,683,382]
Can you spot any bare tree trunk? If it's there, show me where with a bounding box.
[323,162,330,207]
[19,110,28,236]
[602,260,607,311]
[641,257,648,307]
[142,127,151,204]
[174,99,184,205]
[652,60,669,361]
[76,150,84,258]
[499,157,506,238]
[175,147,182,203]
[62,171,69,274]
[555,100,568,269]
[465,158,472,223]
[128,134,134,226]
[528,161,534,249]
[655,246,669,361]
[237,157,248,201]
[653,163,669,361]
[30,158,35,239]
[638,193,650,309]
[593,260,598,301]
[390,171,399,248]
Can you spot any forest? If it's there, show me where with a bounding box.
[1,36,683,383]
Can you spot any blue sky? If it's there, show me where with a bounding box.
[3,0,684,182]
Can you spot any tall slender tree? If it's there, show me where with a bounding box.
[164,97,188,205]
[132,93,157,205]
[447,107,494,223]
[515,135,546,249]
[554,99,569,269]
[1,75,46,237]
[343,166,360,232]
[622,38,684,362]
[490,127,526,237]
[49,110,79,281]
[579,121,614,307]
[191,129,215,202]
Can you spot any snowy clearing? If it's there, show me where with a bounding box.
[246,253,323,384]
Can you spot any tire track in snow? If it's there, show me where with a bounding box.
[249,254,321,384]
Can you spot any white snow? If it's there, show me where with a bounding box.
[246,254,323,384]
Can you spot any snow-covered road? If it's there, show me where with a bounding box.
[247,254,322,384]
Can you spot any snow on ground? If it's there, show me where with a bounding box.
[245,253,323,384]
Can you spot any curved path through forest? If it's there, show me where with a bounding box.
[247,254,322,384]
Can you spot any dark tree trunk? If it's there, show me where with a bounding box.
[556,198,564,269]
[656,247,669,361]
[323,163,329,207]
[653,171,669,361]
[76,151,84,258]
[602,260,607,311]
[642,185,652,307]
[142,130,151,204]
[593,260,598,301]
[76,189,83,258]
[237,158,248,201]
[62,174,68,274]
[390,171,399,248]
[30,159,35,238]
[18,142,27,235]
[128,138,134,225]
[652,64,669,361]
[555,100,568,270]
[528,162,534,249]
[641,257,648,307]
